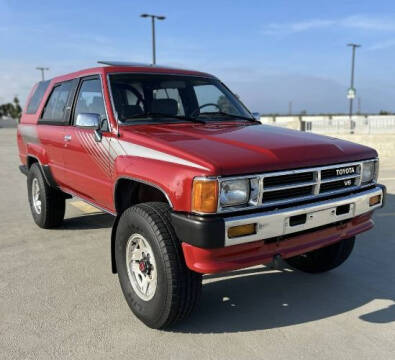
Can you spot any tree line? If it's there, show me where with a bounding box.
[0,97,22,119]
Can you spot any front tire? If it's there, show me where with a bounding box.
[115,202,202,329]
[285,237,355,273]
[27,163,65,228]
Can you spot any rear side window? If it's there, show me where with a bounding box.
[41,81,72,123]
[26,80,50,114]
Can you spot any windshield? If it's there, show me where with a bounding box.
[108,73,252,123]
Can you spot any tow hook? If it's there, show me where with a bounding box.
[273,254,282,270]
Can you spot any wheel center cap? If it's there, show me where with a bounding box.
[139,261,146,273]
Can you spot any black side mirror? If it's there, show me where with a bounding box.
[94,119,109,142]
[94,128,102,142]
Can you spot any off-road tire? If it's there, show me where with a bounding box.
[115,202,202,329]
[285,237,355,273]
[27,163,65,228]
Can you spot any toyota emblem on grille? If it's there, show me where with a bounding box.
[336,167,355,176]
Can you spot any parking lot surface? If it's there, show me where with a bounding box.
[1,127,394,360]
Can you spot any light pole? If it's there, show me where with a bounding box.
[347,43,361,133]
[140,13,166,65]
[36,67,49,81]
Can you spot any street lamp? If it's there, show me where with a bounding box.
[140,13,166,65]
[36,67,49,81]
[346,43,361,133]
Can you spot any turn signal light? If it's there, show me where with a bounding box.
[369,195,381,206]
[192,179,218,213]
[228,223,256,239]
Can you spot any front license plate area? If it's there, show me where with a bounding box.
[286,202,355,231]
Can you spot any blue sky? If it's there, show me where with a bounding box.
[1,0,395,113]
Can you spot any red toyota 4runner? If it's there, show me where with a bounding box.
[17,62,385,329]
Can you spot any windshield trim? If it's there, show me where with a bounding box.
[118,117,258,127]
[106,72,252,127]
[118,118,198,126]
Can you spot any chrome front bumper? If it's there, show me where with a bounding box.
[224,186,384,246]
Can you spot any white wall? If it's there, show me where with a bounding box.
[259,114,395,163]
[260,114,395,134]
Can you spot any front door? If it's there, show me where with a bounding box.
[63,76,113,209]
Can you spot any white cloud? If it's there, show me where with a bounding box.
[262,15,395,35]
[368,39,395,50]
[341,15,395,31]
[263,19,334,34]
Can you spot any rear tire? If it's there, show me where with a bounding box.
[115,202,202,329]
[27,163,65,228]
[285,237,355,273]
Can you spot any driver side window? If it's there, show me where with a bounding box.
[194,84,237,114]
[125,89,139,106]
[74,78,106,123]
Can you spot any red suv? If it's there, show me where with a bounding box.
[17,62,385,328]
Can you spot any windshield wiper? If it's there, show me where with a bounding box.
[195,111,259,123]
[123,112,206,124]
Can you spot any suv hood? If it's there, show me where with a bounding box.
[120,122,377,175]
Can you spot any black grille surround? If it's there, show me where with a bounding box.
[216,160,378,213]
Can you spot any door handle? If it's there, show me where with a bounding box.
[64,135,72,142]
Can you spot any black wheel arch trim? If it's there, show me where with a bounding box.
[111,177,173,273]
[111,215,121,273]
[19,165,28,176]
[113,176,174,211]
[24,155,58,188]
[41,164,59,189]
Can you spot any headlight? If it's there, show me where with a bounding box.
[192,176,260,213]
[362,160,378,183]
[220,179,250,207]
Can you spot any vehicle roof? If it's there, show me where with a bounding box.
[48,63,216,84]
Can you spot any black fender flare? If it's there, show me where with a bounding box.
[111,215,121,273]
[26,155,59,189]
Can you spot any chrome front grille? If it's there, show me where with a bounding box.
[260,162,362,206]
[216,161,374,213]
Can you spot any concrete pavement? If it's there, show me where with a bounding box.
[1,127,394,360]
[0,118,17,128]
